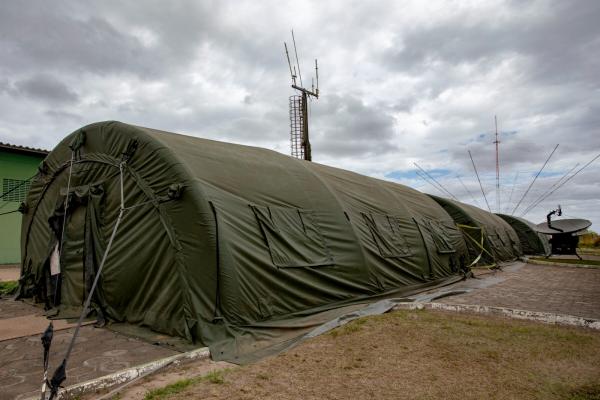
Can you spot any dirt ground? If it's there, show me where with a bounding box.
[113,309,600,400]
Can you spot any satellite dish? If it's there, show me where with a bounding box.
[535,218,591,235]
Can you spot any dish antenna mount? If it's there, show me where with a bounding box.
[284,30,319,161]
[546,205,562,232]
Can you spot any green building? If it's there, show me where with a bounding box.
[0,142,48,265]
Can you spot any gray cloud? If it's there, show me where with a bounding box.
[45,109,82,122]
[13,74,79,103]
[312,95,399,158]
[383,1,600,86]
[0,4,156,77]
[0,0,598,228]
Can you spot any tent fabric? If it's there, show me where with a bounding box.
[496,214,550,256]
[18,121,471,362]
[427,195,522,265]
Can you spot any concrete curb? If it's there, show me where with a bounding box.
[24,347,210,400]
[393,302,600,330]
[577,248,600,256]
[526,258,599,269]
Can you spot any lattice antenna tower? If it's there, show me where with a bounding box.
[284,30,319,161]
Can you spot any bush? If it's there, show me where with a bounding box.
[579,231,599,248]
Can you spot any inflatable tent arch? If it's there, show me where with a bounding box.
[427,195,522,265]
[496,214,550,256]
[19,121,470,358]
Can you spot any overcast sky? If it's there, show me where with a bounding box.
[1,0,598,228]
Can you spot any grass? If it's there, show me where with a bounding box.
[143,369,227,400]
[530,257,600,266]
[146,309,600,400]
[329,317,368,337]
[205,369,225,384]
[0,280,18,296]
[144,378,196,400]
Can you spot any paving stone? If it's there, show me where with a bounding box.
[0,307,178,400]
[446,263,600,319]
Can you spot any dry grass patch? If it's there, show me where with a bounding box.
[143,369,228,400]
[161,309,600,400]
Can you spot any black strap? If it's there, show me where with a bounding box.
[18,202,29,214]
[40,322,54,400]
[41,322,53,369]
[48,360,66,400]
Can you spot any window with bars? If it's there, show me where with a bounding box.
[2,178,31,202]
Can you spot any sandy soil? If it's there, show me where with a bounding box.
[140,309,600,400]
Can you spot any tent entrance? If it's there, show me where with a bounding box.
[60,198,87,308]
[48,184,106,311]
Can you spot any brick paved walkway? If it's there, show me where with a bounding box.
[0,299,180,400]
[0,299,44,320]
[446,263,600,319]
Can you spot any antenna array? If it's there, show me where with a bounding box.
[284,30,319,161]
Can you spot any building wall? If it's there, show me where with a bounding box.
[0,150,45,264]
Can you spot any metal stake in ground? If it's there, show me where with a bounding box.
[40,322,54,400]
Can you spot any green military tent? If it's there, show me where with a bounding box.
[496,214,550,256]
[427,195,522,266]
[18,121,470,361]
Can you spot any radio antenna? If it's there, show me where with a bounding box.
[291,30,303,88]
[510,143,559,215]
[284,30,320,161]
[456,175,481,208]
[521,153,599,217]
[414,162,458,201]
[284,42,296,86]
[469,150,492,212]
